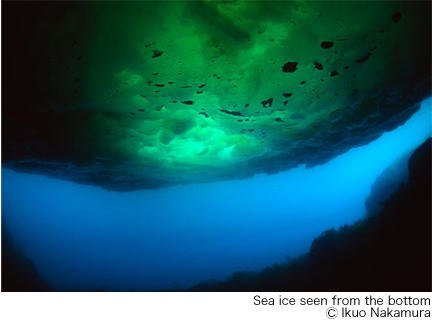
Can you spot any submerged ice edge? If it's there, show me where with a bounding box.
[1,98,431,291]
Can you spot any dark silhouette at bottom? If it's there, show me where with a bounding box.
[190,138,432,292]
[1,226,50,292]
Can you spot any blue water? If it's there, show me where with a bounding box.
[2,98,431,291]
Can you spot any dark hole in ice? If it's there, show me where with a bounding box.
[261,98,274,108]
[219,109,244,117]
[151,50,164,58]
[392,12,402,23]
[320,41,334,49]
[314,62,324,70]
[282,62,298,73]
[356,53,371,63]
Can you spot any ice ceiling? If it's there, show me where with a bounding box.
[2,1,431,190]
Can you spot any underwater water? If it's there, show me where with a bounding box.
[1,98,431,292]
